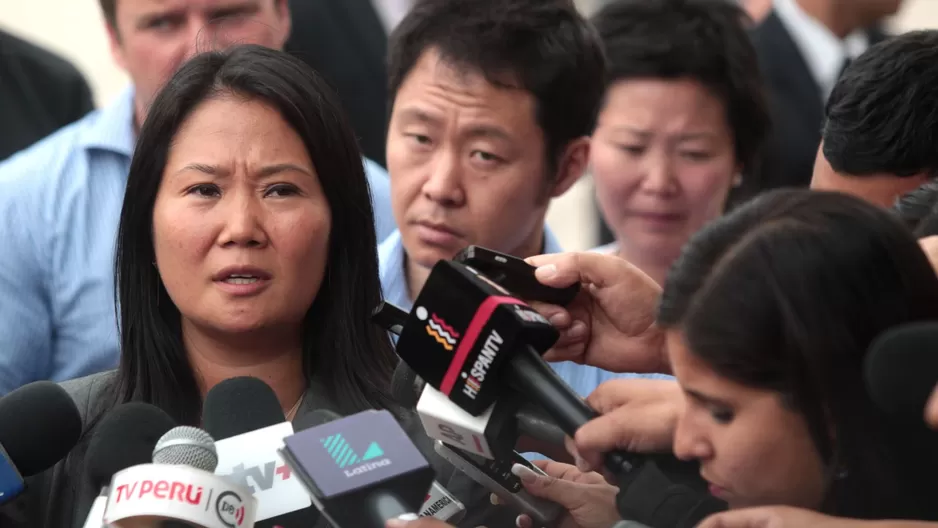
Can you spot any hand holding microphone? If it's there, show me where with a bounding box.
[524,252,668,375]
[571,379,684,477]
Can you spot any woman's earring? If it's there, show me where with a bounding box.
[732,173,743,188]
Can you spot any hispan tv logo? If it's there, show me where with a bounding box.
[415,306,460,351]
[215,490,247,527]
[321,433,391,477]
[461,329,503,400]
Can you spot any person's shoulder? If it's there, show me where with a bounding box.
[0,29,88,85]
[0,112,98,188]
[59,371,117,424]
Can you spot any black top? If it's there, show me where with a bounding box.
[0,371,520,528]
[0,29,94,162]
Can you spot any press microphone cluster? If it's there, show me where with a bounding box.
[205,376,465,527]
[374,245,725,528]
[374,255,638,474]
[391,361,565,525]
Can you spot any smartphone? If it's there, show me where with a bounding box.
[454,246,579,306]
[434,441,562,527]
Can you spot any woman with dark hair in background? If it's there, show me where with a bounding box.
[589,0,770,286]
[4,44,511,528]
[516,190,938,528]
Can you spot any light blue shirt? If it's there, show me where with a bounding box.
[0,86,396,395]
[377,229,659,399]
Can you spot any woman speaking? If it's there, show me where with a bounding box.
[9,45,511,527]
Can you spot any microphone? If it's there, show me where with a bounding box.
[203,377,314,525]
[104,425,258,527]
[392,362,566,457]
[297,409,467,525]
[865,322,938,419]
[380,259,723,527]
[83,402,177,528]
[0,380,82,504]
[279,409,435,527]
[378,260,637,472]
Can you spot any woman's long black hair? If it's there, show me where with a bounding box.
[110,45,398,425]
[658,189,938,520]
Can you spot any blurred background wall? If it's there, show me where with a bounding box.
[1,0,935,250]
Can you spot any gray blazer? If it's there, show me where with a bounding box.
[0,371,518,528]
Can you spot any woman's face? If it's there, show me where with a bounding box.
[152,94,331,337]
[666,331,828,511]
[591,78,737,262]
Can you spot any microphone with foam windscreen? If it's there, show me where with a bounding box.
[866,321,938,419]
[280,408,435,527]
[82,402,177,528]
[0,380,82,505]
[202,377,315,526]
[104,425,257,527]
[294,409,467,525]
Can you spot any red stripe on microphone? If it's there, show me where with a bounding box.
[440,296,523,396]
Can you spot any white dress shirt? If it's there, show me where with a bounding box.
[773,0,870,100]
[371,0,413,33]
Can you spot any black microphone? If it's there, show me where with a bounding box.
[296,409,468,524]
[280,409,435,527]
[83,401,177,527]
[380,259,640,475]
[86,403,178,490]
[0,381,82,504]
[865,321,938,419]
[380,258,723,527]
[202,377,317,526]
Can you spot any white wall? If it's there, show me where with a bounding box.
[1,0,936,251]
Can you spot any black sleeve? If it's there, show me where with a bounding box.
[616,461,727,528]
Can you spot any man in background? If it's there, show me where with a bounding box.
[0,0,395,394]
[811,29,938,208]
[0,28,94,160]
[749,0,901,192]
[379,0,641,398]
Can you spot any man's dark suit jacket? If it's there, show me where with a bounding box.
[285,0,390,167]
[0,29,94,162]
[747,11,890,193]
